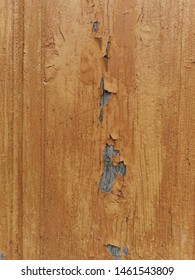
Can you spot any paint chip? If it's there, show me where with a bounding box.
[92,21,98,32]
[104,78,118,94]
[100,89,111,108]
[106,244,121,259]
[122,246,128,256]
[115,161,126,176]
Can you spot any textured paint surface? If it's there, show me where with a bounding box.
[0,0,194,260]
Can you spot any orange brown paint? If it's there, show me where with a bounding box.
[0,0,194,259]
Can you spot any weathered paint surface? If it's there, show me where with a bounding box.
[99,144,126,192]
[0,0,194,259]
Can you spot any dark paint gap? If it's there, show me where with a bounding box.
[99,78,111,123]
[92,21,98,32]
[106,244,129,259]
[106,244,121,259]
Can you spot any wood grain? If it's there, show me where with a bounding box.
[0,0,194,260]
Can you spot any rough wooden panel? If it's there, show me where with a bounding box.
[0,0,194,260]
[22,0,44,259]
[0,0,24,259]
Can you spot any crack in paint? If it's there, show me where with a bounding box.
[122,246,128,256]
[104,36,111,69]
[99,36,102,48]
[100,89,111,108]
[99,78,111,123]
[92,21,98,32]
[99,144,126,192]
[99,108,104,123]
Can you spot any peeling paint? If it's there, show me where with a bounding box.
[106,244,121,259]
[99,36,102,48]
[122,246,128,256]
[99,108,104,123]
[99,78,112,123]
[107,36,111,50]
[104,53,109,66]
[94,35,103,49]
[99,145,118,192]
[104,77,118,93]
[105,36,111,57]
[0,252,3,260]
[100,77,104,92]
[104,36,111,69]
[100,89,111,108]
[100,78,112,107]
[115,161,126,176]
[99,144,126,192]
[106,244,128,259]
[92,21,98,32]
